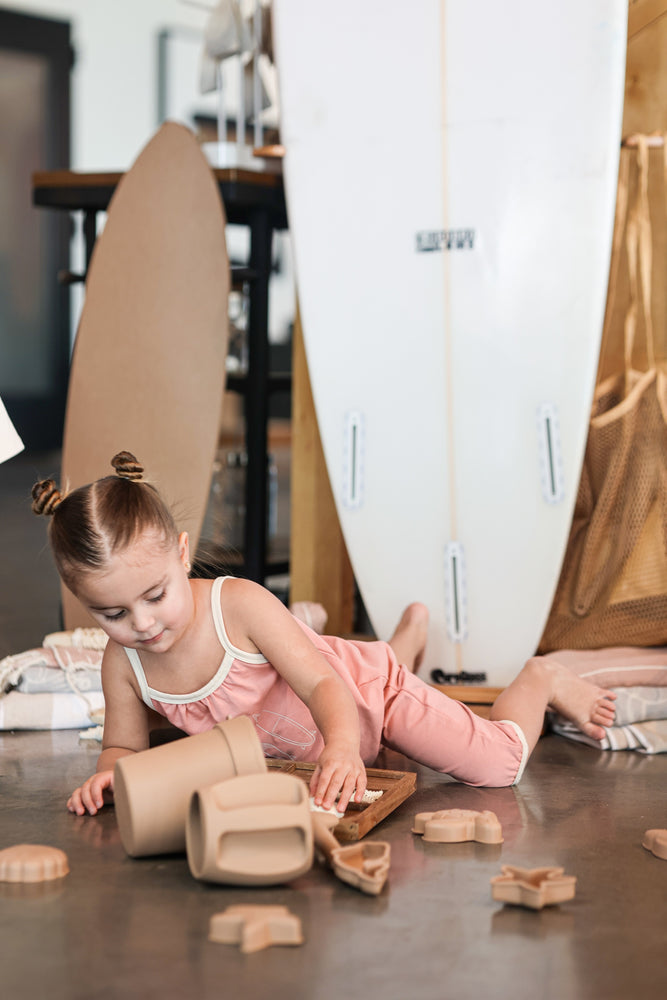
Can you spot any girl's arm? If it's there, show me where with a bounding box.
[67,643,150,816]
[224,579,367,812]
[305,671,367,812]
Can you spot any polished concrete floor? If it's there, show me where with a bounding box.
[2,732,667,1000]
[2,452,667,998]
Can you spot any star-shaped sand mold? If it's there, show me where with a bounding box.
[412,808,503,844]
[209,905,303,953]
[490,865,576,909]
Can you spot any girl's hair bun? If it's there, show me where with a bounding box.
[111,451,144,482]
[31,479,63,516]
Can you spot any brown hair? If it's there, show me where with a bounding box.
[32,451,178,593]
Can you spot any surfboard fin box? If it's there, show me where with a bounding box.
[537,402,564,504]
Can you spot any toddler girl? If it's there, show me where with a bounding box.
[32,452,616,817]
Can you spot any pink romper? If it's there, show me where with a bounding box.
[123,577,528,787]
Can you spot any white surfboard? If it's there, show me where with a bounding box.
[61,123,229,628]
[274,1,628,684]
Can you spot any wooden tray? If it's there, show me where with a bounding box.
[266,761,416,841]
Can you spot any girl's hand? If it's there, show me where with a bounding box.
[67,770,115,816]
[310,743,367,814]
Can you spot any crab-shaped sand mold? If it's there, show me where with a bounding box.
[642,828,667,861]
[412,808,503,844]
[490,865,576,910]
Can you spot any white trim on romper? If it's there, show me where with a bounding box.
[500,719,530,785]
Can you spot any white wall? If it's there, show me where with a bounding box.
[9,0,209,169]
[8,0,294,342]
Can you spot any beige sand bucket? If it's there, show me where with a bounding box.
[114,716,266,857]
[186,772,313,885]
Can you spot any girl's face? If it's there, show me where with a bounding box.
[75,529,193,653]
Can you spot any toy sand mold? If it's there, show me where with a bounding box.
[187,772,314,886]
[187,773,390,895]
[60,122,229,628]
[311,811,390,895]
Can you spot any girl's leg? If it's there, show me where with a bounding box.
[490,656,617,756]
[387,603,429,673]
[380,664,525,787]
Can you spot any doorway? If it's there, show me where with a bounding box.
[0,8,71,450]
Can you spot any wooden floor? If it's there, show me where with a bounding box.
[2,449,667,998]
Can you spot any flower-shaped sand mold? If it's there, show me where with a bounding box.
[491,865,576,910]
[412,808,503,844]
[642,828,667,860]
[0,844,70,883]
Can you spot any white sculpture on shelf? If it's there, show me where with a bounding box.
[193,0,277,170]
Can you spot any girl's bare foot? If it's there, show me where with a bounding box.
[545,660,617,741]
[490,656,618,768]
[388,602,429,673]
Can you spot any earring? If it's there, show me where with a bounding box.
[185,560,191,573]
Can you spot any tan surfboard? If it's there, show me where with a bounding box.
[61,122,229,627]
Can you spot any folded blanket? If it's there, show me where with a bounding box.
[0,690,104,730]
[531,648,667,753]
[43,627,108,651]
[0,646,103,695]
[550,717,667,754]
[549,682,667,753]
[610,686,667,726]
[536,647,667,687]
[0,646,104,730]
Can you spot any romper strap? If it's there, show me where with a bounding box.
[211,577,267,664]
[123,646,155,709]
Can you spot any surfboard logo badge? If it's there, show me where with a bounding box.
[416,229,475,252]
